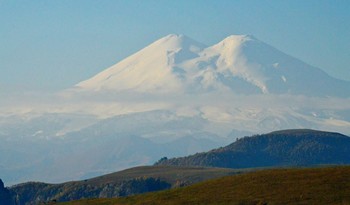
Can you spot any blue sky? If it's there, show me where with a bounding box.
[1,0,349,90]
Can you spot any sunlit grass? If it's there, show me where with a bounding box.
[60,166,350,205]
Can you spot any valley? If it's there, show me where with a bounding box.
[2,129,350,205]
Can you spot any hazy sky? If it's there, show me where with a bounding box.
[1,0,349,90]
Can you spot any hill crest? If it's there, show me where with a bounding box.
[155,129,350,168]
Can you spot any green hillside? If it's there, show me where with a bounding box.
[60,166,350,205]
[155,129,350,168]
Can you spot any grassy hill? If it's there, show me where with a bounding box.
[155,129,350,168]
[10,166,243,205]
[60,166,350,205]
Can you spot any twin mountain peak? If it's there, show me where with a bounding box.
[74,34,349,97]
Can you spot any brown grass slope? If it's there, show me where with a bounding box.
[60,166,350,205]
[10,166,243,204]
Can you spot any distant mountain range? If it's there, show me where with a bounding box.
[155,129,350,168]
[1,34,350,185]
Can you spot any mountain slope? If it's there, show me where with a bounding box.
[60,166,350,205]
[186,35,350,96]
[9,166,240,205]
[155,129,350,168]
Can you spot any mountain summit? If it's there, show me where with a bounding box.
[76,34,205,93]
[75,34,349,97]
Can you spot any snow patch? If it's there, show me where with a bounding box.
[281,75,287,82]
[32,130,43,136]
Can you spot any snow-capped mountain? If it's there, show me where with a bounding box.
[1,34,350,185]
[75,34,349,97]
